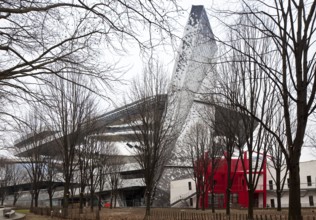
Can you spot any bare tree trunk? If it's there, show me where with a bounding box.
[276,190,282,211]
[96,192,101,220]
[195,192,200,210]
[276,169,282,211]
[145,190,151,219]
[226,158,232,215]
[248,188,254,220]
[34,191,39,208]
[48,191,53,210]
[201,190,205,211]
[210,174,215,213]
[98,192,102,211]
[79,188,85,214]
[288,161,302,220]
[226,188,231,215]
[13,194,18,206]
[114,192,117,208]
[90,189,94,212]
[30,191,34,212]
[110,192,114,209]
[211,192,215,213]
[63,185,69,218]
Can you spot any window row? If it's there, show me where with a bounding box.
[268,175,313,190]
[270,196,314,208]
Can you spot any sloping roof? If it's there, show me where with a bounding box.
[15,95,168,157]
[193,100,258,144]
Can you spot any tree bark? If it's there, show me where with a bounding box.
[79,191,84,214]
[62,185,69,218]
[276,168,282,211]
[90,189,94,211]
[110,192,114,209]
[145,190,152,219]
[248,188,254,220]
[195,192,200,210]
[34,191,39,208]
[226,157,232,215]
[48,191,53,210]
[210,173,215,213]
[226,188,231,215]
[201,190,205,211]
[30,191,34,212]
[276,190,281,211]
[288,160,302,220]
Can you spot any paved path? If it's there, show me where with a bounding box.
[0,208,25,220]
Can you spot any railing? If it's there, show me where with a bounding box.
[267,182,316,191]
[170,192,196,207]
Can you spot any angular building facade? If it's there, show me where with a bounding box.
[8,5,219,208]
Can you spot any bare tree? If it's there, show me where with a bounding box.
[10,164,28,206]
[0,160,27,206]
[14,110,48,210]
[268,138,288,211]
[185,121,222,211]
[0,1,182,159]
[0,157,9,205]
[84,138,102,212]
[75,113,101,214]
[104,150,123,209]
[79,138,112,220]
[43,154,60,210]
[77,142,90,213]
[215,1,316,219]
[215,14,277,218]
[210,104,243,215]
[0,0,181,95]
[126,61,175,218]
[266,111,288,211]
[41,73,98,217]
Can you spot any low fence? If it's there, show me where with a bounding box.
[32,207,98,219]
[30,207,316,220]
[150,210,316,220]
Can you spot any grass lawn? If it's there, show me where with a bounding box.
[15,209,30,214]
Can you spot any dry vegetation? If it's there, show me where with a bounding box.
[24,208,316,220]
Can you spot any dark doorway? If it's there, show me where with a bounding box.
[270,199,275,208]
[123,187,145,207]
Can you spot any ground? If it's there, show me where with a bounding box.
[20,208,316,220]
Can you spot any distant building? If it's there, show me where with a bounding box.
[7,5,219,208]
[170,152,267,209]
[170,158,316,209]
[266,160,316,208]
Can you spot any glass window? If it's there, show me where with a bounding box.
[269,180,273,190]
[309,196,314,206]
[307,176,312,186]
[270,199,275,208]
[188,181,192,190]
[190,198,193,206]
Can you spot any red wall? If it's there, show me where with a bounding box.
[198,153,266,209]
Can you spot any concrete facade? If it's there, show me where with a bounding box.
[266,160,316,208]
[170,160,316,209]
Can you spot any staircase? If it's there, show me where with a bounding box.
[170,192,196,207]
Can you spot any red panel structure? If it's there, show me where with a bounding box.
[198,152,267,209]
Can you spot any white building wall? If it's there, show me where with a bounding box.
[266,160,316,208]
[170,178,196,208]
[246,173,265,191]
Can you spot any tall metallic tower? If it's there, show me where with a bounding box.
[167,5,217,142]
